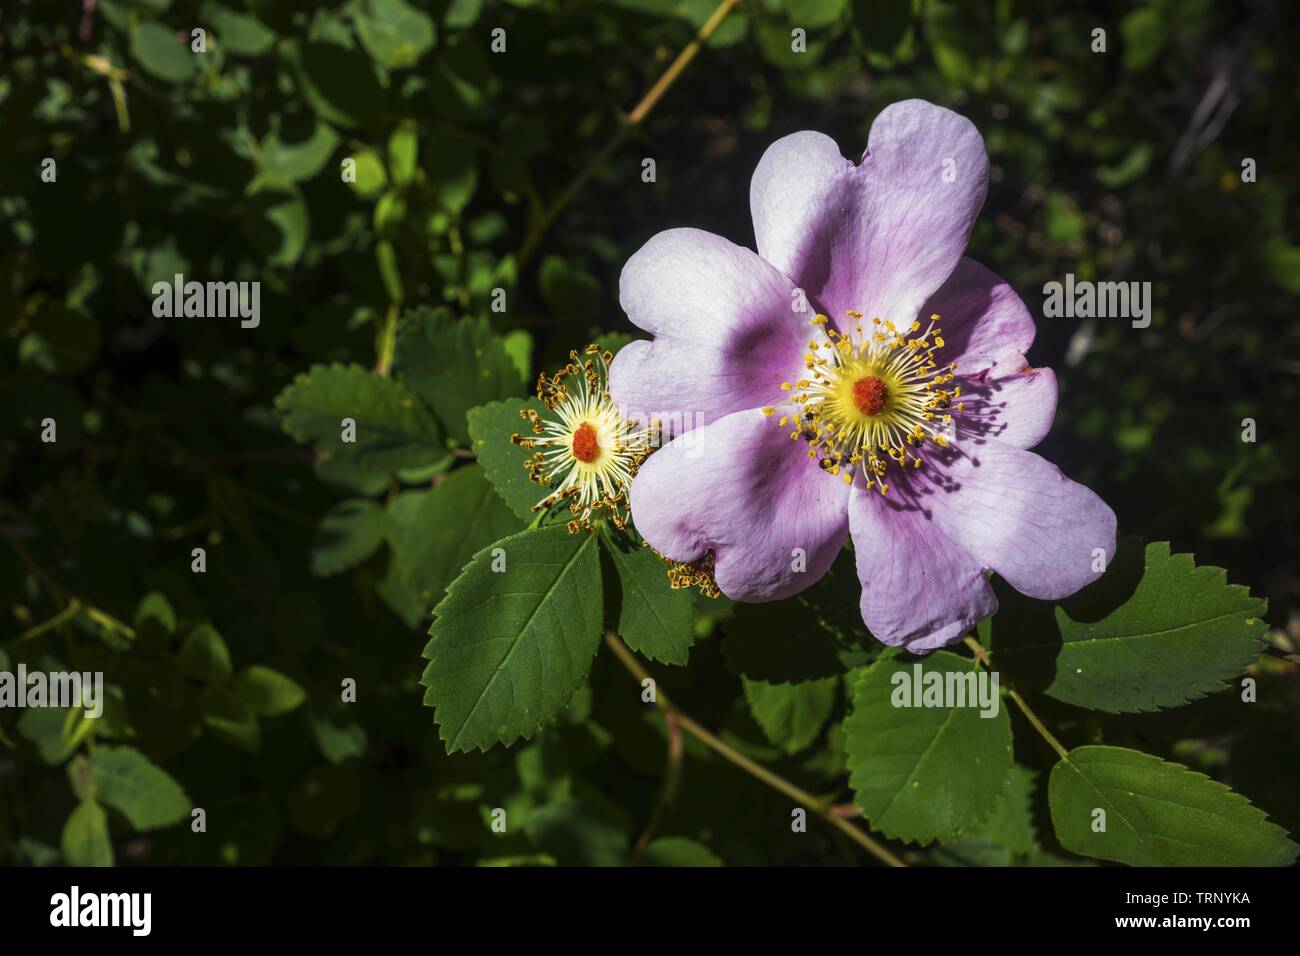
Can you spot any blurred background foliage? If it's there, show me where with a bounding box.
[1,0,1297,865]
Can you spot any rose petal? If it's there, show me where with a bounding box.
[923,257,1037,374]
[917,257,1054,448]
[630,407,850,602]
[750,101,988,332]
[955,353,1058,450]
[749,130,852,289]
[911,439,1117,601]
[849,482,997,651]
[612,227,814,429]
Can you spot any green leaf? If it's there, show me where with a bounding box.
[290,39,385,129]
[130,21,195,84]
[679,0,748,46]
[538,256,600,326]
[1120,6,1164,70]
[641,836,723,867]
[601,529,695,665]
[309,711,368,764]
[445,0,484,28]
[426,138,477,213]
[234,666,307,716]
[466,397,549,520]
[134,591,177,633]
[345,148,388,198]
[17,708,77,765]
[933,766,1040,866]
[376,555,428,629]
[784,0,845,29]
[395,308,523,444]
[1048,746,1298,866]
[387,123,419,186]
[276,363,444,472]
[387,466,520,607]
[374,190,407,236]
[352,0,436,69]
[420,524,603,752]
[723,557,878,682]
[844,652,1012,844]
[1267,241,1300,294]
[984,540,1267,713]
[501,329,533,381]
[241,177,310,268]
[259,119,340,182]
[88,746,191,830]
[970,765,1039,856]
[524,801,628,866]
[178,623,233,683]
[201,2,277,56]
[743,676,837,755]
[201,685,261,752]
[62,801,113,867]
[311,498,386,576]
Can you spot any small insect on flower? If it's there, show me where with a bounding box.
[512,345,655,534]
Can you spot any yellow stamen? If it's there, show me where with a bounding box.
[773,310,960,494]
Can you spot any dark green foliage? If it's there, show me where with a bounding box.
[2,0,1297,868]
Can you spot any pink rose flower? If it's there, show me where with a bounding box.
[610,99,1117,651]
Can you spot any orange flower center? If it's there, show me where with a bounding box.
[571,422,600,463]
[852,376,889,416]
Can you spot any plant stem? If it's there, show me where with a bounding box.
[964,635,1070,761]
[11,601,82,644]
[375,300,400,376]
[603,632,905,867]
[4,531,136,645]
[1007,687,1070,760]
[84,605,136,641]
[631,709,682,860]
[517,0,743,267]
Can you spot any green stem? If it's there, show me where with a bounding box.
[84,605,136,641]
[603,632,905,867]
[631,709,683,860]
[964,635,1070,761]
[4,531,136,645]
[10,600,82,644]
[375,301,400,376]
